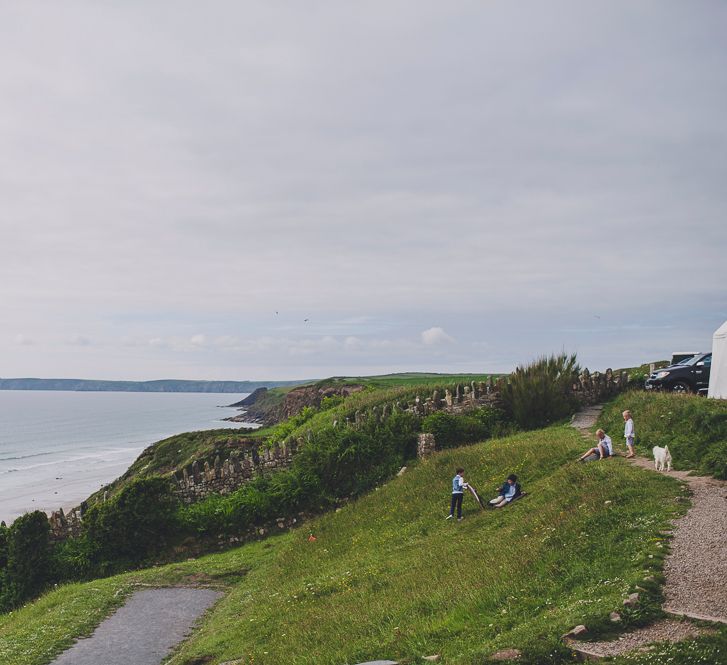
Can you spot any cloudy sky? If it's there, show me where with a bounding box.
[1,1,726,381]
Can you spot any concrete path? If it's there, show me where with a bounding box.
[50,587,222,665]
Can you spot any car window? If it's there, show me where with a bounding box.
[679,355,701,366]
[703,355,712,366]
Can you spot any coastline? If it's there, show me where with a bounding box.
[0,390,259,525]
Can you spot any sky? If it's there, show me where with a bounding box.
[1,1,726,381]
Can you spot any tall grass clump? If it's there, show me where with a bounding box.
[500,353,581,429]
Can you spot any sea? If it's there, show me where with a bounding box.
[0,390,257,524]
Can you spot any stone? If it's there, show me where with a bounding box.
[623,592,640,607]
[562,625,588,640]
[609,611,622,622]
[417,433,436,458]
[444,389,453,407]
[490,649,521,661]
[397,466,407,476]
[423,656,441,662]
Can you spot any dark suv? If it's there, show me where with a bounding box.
[645,353,712,394]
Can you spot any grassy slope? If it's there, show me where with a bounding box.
[0,426,684,665]
[598,391,727,478]
[90,375,500,503]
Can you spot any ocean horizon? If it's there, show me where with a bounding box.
[0,390,257,524]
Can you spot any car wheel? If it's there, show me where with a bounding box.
[670,380,693,394]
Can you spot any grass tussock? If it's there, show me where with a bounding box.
[0,425,684,665]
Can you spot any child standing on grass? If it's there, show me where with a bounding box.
[623,410,636,458]
[447,467,467,521]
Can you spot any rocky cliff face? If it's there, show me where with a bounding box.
[276,384,365,421]
[227,383,365,425]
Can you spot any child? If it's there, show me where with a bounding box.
[489,474,521,508]
[446,467,467,521]
[623,410,635,458]
[579,429,613,461]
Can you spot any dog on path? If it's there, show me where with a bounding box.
[653,445,672,472]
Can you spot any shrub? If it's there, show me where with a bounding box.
[421,407,504,448]
[0,511,51,610]
[500,353,581,429]
[84,477,179,570]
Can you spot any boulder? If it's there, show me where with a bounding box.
[623,592,640,607]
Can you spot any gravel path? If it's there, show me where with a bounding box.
[569,618,712,658]
[572,407,727,624]
[50,587,222,665]
[629,456,727,624]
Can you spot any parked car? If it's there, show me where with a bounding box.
[645,352,712,394]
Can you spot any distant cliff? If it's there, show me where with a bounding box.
[0,378,302,393]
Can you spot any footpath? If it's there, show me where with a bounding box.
[49,587,221,665]
[568,404,727,660]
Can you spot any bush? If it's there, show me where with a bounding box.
[421,407,504,448]
[500,353,581,429]
[0,511,51,610]
[84,477,179,570]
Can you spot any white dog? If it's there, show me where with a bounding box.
[653,445,672,472]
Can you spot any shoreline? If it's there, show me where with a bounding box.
[0,390,261,525]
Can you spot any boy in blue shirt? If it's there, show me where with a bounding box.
[489,474,521,508]
[446,467,467,521]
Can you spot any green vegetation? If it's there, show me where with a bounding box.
[0,426,685,665]
[500,353,581,429]
[421,408,509,448]
[599,391,727,479]
[0,512,50,611]
[315,372,498,389]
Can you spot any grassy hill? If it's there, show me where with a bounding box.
[0,425,698,665]
[598,391,727,478]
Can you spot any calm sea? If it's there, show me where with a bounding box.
[0,390,257,524]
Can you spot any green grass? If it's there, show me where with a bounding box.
[0,425,684,665]
[317,373,498,389]
[598,391,727,478]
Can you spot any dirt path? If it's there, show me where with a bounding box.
[50,587,222,665]
[567,405,727,658]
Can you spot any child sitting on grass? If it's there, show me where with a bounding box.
[489,474,521,508]
[579,429,613,461]
[446,467,467,521]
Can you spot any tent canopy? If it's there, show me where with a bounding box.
[708,320,727,399]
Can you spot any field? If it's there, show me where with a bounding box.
[0,425,686,665]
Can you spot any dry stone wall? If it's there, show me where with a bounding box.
[48,367,628,539]
[173,440,296,503]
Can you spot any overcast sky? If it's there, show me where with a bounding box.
[1,1,726,381]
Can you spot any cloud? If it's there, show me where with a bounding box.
[0,3,725,378]
[14,333,34,346]
[67,334,91,346]
[421,327,455,346]
[190,334,207,347]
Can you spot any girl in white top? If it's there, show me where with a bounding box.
[623,410,635,458]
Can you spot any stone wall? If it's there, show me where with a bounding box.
[172,440,297,504]
[47,367,628,539]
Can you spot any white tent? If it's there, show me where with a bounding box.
[708,320,727,399]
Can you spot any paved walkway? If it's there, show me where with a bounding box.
[568,404,727,659]
[50,587,222,665]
